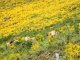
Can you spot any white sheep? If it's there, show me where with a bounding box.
[25,36,35,41]
[25,36,31,41]
[48,30,57,36]
[30,37,35,40]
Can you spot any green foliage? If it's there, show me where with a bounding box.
[0,0,80,60]
[0,35,13,44]
[48,35,55,43]
[23,40,32,49]
[0,47,4,52]
[74,23,79,34]
[35,34,44,42]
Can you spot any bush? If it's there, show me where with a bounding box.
[23,40,32,49]
[65,42,80,60]
[35,34,44,42]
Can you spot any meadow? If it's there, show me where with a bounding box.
[0,0,80,60]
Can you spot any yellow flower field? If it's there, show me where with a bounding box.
[0,0,80,38]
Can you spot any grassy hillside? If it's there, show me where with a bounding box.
[0,0,80,60]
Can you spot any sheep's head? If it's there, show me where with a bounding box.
[25,36,30,41]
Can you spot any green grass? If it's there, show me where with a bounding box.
[0,15,80,59]
[0,1,80,60]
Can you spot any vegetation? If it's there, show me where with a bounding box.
[0,0,80,60]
